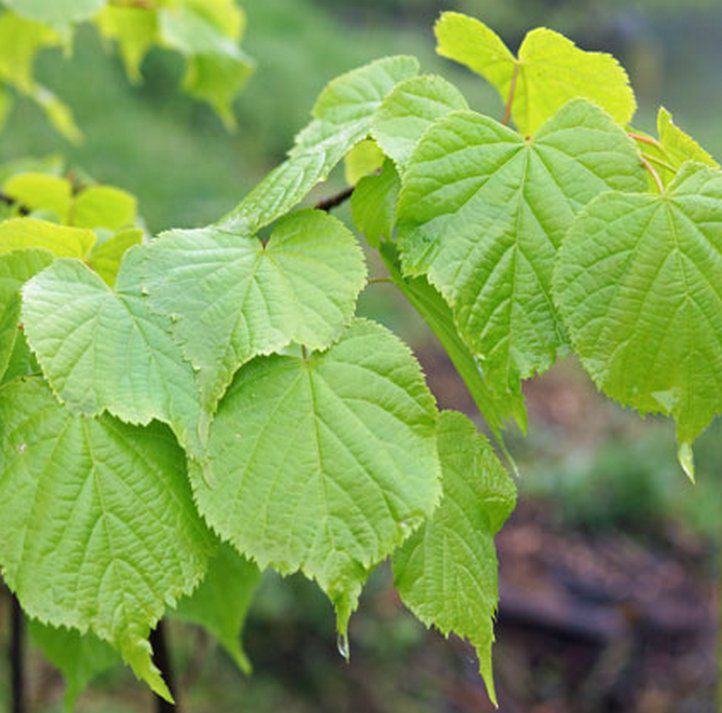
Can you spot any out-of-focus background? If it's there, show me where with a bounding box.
[0,0,720,711]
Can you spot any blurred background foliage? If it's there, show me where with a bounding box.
[0,0,720,711]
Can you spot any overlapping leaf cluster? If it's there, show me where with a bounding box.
[0,0,254,139]
[1,10,720,711]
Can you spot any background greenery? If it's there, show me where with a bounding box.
[0,0,720,711]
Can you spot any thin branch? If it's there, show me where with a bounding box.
[640,156,665,194]
[10,592,26,713]
[640,151,676,174]
[627,131,663,149]
[150,620,178,712]
[314,186,354,212]
[366,277,393,285]
[501,63,520,126]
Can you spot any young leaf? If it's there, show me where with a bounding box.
[554,162,722,478]
[95,5,158,82]
[371,74,468,169]
[397,99,646,392]
[344,139,385,186]
[393,411,516,705]
[221,55,419,233]
[657,107,718,172]
[173,543,261,673]
[87,228,143,286]
[0,248,53,380]
[22,249,204,454]
[0,218,95,257]
[158,4,254,129]
[141,209,366,409]
[0,378,213,699]
[3,172,71,222]
[29,621,120,712]
[351,159,400,248]
[71,185,138,231]
[193,319,441,637]
[435,12,636,135]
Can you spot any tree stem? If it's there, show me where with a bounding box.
[501,63,520,126]
[150,620,177,712]
[640,156,665,194]
[10,592,26,713]
[314,186,354,212]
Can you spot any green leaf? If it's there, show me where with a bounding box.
[435,12,636,135]
[553,162,722,478]
[0,218,95,257]
[87,228,143,286]
[344,139,385,186]
[96,6,159,82]
[0,377,213,699]
[379,243,526,440]
[22,250,204,454]
[657,107,718,171]
[29,621,120,712]
[141,209,366,409]
[28,84,83,143]
[371,74,468,169]
[0,249,53,381]
[193,319,441,636]
[0,11,59,92]
[397,99,646,391]
[3,172,71,222]
[173,543,261,673]
[71,185,138,231]
[3,0,105,27]
[350,159,400,248]
[392,411,516,706]
[158,5,254,128]
[221,56,419,233]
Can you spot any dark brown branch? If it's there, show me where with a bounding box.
[314,186,354,212]
[150,620,178,712]
[10,592,26,713]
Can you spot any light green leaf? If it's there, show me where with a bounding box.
[3,0,105,27]
[658,107,718,171]
[435,12,636,135]
[141,209,366,409]
[96,6,159,82]
[29,621,120,712]
[0,249,53,381]
[379,242,526,440]
[87,228,143,286]
[71,185,137,231]
[173,543,261,673]
[0,11,59,92]
[221,55,419,233]
[159,5,254,128]
[392,411,516,706]
[0,218,95,257]
[397,99,646,391]
[193,319,441,636]
[344,139,385,186]
[351,159,400,248]
[3,172,71,221]
[371,74,468,169]
[553,162,722,478]
[22,250,203,454]
[0,377,213,700]
[28,84,83,143]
